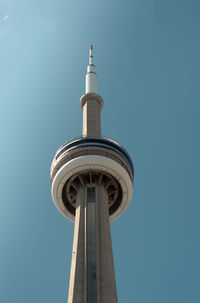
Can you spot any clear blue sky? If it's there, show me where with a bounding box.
[1,0,200,302]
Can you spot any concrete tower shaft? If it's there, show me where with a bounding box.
[68,184,118,303]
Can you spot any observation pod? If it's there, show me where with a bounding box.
[50,46,134,303]
[50,136,134,221]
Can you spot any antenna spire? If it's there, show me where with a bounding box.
[85,45,97,93]
[89,45,93,65]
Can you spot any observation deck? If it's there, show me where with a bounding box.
[50,136,134,221]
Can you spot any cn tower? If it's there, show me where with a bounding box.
[50,46,134,302]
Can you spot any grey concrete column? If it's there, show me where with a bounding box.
[80,93,103,137]
[68,188,86,303]
[82,99,101,137]
[96,186,118,303]
[67,185,118,303]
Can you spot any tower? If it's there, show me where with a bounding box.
[50,46,134,302]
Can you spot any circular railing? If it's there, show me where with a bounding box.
[53,136,134,178]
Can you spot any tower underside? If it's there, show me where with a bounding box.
[68,183,118,303]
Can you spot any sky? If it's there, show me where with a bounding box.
[1,0,200,302]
